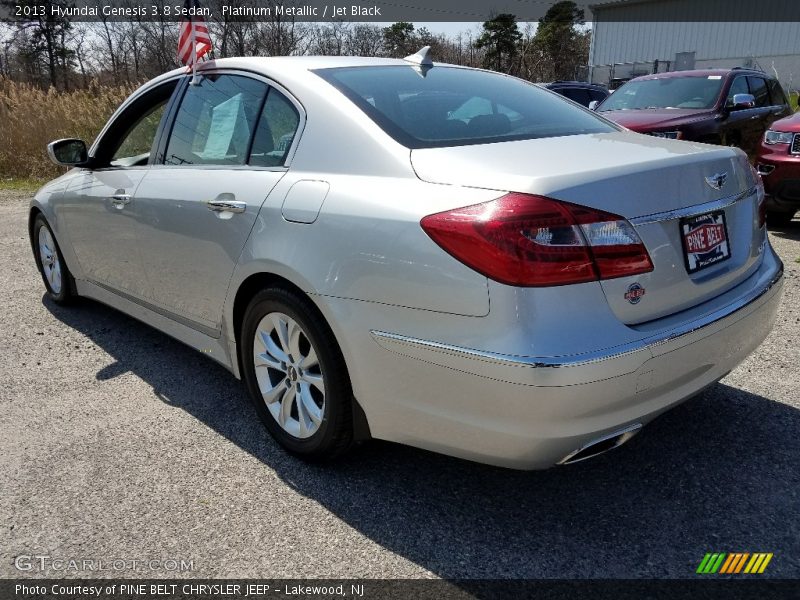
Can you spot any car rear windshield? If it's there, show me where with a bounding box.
[314,65,617,148]
[598,76,725,111]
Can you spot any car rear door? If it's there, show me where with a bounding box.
[131,72,303,334]
[744,76,775,152]
[765,78,792,128]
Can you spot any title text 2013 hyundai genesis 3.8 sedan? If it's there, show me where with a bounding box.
[31,53,784,469]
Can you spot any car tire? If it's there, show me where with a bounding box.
[241,287,353,461]
[33,215,76,304]
[767,210,796,226]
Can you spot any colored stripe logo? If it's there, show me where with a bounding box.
[697,553,773,574]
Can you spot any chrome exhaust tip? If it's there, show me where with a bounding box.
[558,423,642,465]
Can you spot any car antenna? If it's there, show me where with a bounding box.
[404,46,433,77]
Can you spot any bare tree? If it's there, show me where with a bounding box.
[1,0,73,88]
[309,22,350,56]
[346,23,384,57]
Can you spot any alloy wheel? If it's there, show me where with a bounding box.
[38,226,62,295]
[252,312,326,439]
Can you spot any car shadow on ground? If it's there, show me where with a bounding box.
[45,296,800,579]
[768,218,800,242]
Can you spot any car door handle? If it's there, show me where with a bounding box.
[110,194,131,208]
[207,199,246,214]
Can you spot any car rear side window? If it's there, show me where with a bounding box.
[589,89,608,103]
[747,77,770,107]
[314,66,615,149]
[557,87,591,106]
[165,74,267,166]
[249,88,300,167]
[768,79,788,106]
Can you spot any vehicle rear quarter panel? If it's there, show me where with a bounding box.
[229,71,500,319]
[234,173,495,316]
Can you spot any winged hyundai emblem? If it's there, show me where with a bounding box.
[705,172,728,190]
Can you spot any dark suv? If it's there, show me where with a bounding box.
[544,81,609,108]
[595,68,792,156]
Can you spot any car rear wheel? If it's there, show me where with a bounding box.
[33,215,75,304]
[241,287,353,460]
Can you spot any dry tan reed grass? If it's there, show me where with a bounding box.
[0,78,135,179]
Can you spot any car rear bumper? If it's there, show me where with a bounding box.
[369,247,784,470]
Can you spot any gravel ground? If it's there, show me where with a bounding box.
[1,188,798,580]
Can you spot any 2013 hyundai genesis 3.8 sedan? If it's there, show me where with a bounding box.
[31,54,784,469]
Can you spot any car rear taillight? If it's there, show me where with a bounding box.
[420,193,654,287]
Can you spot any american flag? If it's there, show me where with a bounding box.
[177,0,212,68]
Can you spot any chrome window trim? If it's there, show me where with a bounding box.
[371,265,783,370]
[630,185,757,226]
[146,164,288,173]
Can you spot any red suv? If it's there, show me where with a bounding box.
[756,111,800,225]
[595,68,791,157]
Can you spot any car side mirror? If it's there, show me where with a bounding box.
[730,94,756,110]
[588,100,599,110]
[47,138,89,166]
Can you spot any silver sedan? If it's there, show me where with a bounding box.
[31,53,784,469]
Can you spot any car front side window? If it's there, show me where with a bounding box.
[93,80,177,168]
[725,76,749,107]
[164,74,267,166]
[111,102,168,167]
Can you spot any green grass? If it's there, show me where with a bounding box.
[791,91,799,112]
[0,177,47,192]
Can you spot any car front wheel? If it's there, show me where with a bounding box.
[241,287,354,461]
[33,215,76,304]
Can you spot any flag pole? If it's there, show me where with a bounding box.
[190,15,199,86]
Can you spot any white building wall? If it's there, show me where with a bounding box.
[591,21,800,65]
[588,4,800,91]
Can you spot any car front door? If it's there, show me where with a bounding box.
[132,72,302,334]
[720,75,762,155]
[60,80,178,299]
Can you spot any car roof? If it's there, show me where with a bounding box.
[139,55,480,100]
[629,68,768,82]
[152,55,457,84]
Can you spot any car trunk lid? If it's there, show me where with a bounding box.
[411,131,764,324]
